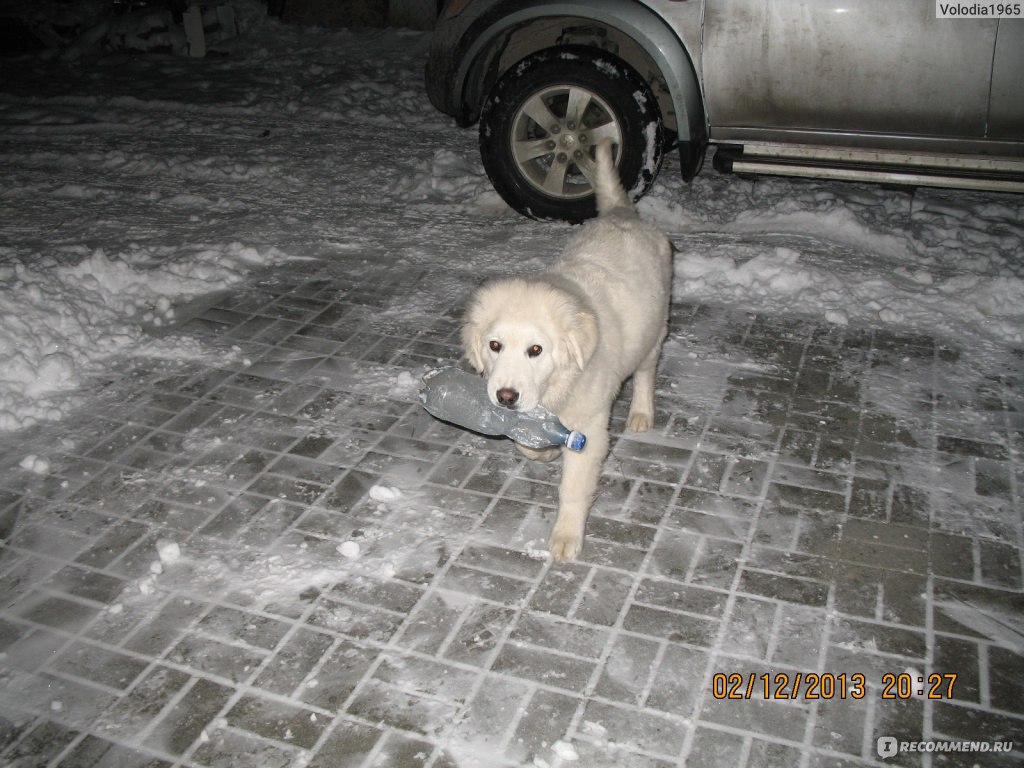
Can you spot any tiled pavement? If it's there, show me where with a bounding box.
[0,258,1021,767]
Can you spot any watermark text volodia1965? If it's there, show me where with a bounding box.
[936,2,1023,17]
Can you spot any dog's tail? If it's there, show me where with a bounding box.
[592,138,633,216]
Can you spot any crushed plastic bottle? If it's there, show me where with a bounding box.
[419,367,586,452]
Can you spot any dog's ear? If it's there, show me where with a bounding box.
[562,308,598,371]
[460,304,486,373]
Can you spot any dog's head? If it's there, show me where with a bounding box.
[461,278,598,411]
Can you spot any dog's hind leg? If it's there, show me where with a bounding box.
[626,342,662,432]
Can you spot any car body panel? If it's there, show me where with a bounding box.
[990,19,1024,139]
[702,0,994,137]
[427,0,1024,193]
[427,0,705,143]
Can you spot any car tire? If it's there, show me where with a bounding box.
[479,46,665,222]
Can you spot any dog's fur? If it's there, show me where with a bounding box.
[461,140,672,561]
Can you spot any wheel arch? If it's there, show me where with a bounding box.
[479,44,666,221]
[454,0,706,165]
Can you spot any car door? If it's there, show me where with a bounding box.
[700,0,997,141]
[988,19,1024,140]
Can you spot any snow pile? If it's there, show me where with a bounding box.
[672,243,1024,344]
[0,241,291,431]
[640,173,1024,352]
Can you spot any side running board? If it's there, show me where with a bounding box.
[713,143,1024,193]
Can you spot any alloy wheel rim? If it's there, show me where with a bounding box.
[509,84,621,199]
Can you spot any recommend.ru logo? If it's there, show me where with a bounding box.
[877,737,898,759]
[878,737,1015,758]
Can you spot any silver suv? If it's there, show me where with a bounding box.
[425,0,1024,221]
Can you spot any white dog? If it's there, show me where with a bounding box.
[461,140,672,561]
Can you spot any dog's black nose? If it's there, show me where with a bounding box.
[496,388,519,408]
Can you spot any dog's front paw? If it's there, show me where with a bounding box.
[548,530,583,562]
[627,411,652,432]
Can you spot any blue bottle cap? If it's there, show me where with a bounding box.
[566,431,586,452]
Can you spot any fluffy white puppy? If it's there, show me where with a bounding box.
[461,140,672,561]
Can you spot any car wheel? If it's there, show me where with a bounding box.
[479,46,665,222]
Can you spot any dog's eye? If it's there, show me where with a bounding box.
[489,340,502,353]
[527,344,543,358]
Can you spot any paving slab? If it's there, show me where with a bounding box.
[1,258,1021,767]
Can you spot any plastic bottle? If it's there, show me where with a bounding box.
[419,367,586,452]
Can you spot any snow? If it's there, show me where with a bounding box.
[0,3,1022,766]
[0,240,295,430]
[18,453,50,474]
[156,538,182,564]
[369,484,404,503]
[640,179,1024,353]
[550,740,580,761]
[337,540,361,559]
[1,6,1020,434]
